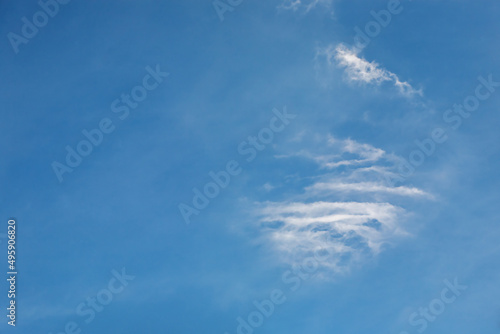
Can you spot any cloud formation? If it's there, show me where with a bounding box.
[256,134,429,278]
[279,0,333,13]
[317,44,423,97]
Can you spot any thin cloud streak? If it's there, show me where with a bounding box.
[316,44,423,97]
[279,0,334,13]
[255,134,430,278]
[306,181,432,198]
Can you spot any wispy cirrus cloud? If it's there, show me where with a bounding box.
[278,0,334,13]
[306,181,431,198]
[258,200,407,272]
[276,135,388,169]
[316,44,423,97]
[255,134,430,278]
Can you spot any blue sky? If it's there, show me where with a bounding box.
[1,0,500,333]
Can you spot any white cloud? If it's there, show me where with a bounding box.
[306,181,432,198]
[256,134,429,278]
[262,183,275,192]
[276,135,388,169]
[317,44,423,97]
[258,200,408,277]
[279,0,333,13]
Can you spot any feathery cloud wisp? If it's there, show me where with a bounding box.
[256,134,429,278]
[317,44,423,97]
[279,0,333,13]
